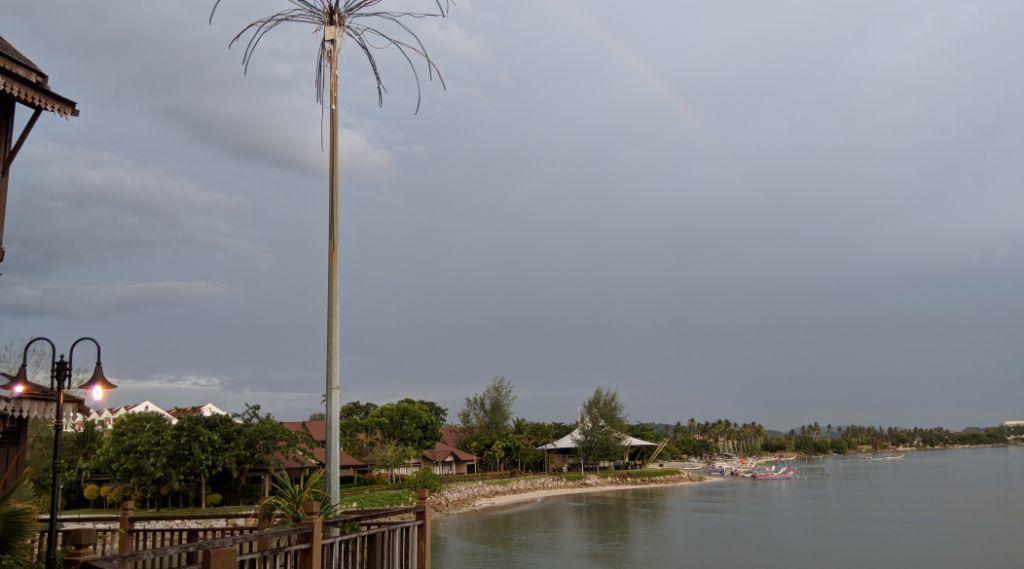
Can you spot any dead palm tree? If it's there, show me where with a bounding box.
[211,0,449,508]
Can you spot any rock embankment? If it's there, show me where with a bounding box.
[431,472,705,515]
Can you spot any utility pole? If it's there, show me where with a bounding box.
[324,24,342,508]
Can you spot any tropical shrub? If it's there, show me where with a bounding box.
[82,484,100,508]
[261,470,339,526]
[0,473,41,568]
[205,493,223,507]
[404,469,442,494]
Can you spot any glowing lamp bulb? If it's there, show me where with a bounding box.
[13,383,25,394]
[91,385,104,401]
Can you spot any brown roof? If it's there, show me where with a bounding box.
[261,445,365,472]
[304,420,327,442]
[168,405,205,419]
[422,442,476,463]
[441,426,468,448]
[282,420,328,443]
[0,36,41,74]
[0,34,77,117]
[279,420,365,468]
[307,446,366,468]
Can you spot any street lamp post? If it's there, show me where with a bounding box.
[1,337,116,569]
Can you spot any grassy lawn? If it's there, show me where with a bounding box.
[340,489,415,509]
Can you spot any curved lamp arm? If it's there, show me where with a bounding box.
[19,337,56,390]
[69,337,115,400]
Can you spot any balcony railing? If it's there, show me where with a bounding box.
[63,490,431,569]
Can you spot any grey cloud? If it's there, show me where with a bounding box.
[3,143,268,275]
[3,0,1024,427]
[0,281,231,320]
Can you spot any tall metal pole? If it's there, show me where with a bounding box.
[324,24,342,509]
[45,356,66,569]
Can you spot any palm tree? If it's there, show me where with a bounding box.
[0,473,41,567]
[261,470,340,525]
[211,0,449,508]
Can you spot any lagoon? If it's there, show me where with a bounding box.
[433,447,1023,568]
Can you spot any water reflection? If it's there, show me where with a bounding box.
[434,448,1024,569]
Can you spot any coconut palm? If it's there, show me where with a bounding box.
[210,0,449,508]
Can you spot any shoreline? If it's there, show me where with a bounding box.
[433,473,711,516]
[459,477,718,514]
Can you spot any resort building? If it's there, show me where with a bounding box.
[420,442,478,475]
[279,420,368,483]
[371,426,478,477]
[1003,419,1024,428]
[72,400,228,430]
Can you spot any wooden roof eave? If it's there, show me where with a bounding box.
[0,71,78,118]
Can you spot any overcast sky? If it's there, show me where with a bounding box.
[2,1,1022,429]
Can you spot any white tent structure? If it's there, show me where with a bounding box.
[537,427,658,471]
[538,427,657,451]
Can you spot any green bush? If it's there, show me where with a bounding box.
[205,493,223,507]
[560,472,584,482]
[404,469,442,494]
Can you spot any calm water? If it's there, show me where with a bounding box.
[432,447,1023,569]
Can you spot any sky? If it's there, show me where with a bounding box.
[1,1,1023,430]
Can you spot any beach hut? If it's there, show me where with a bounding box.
[538,427,657,472]
[0,34,78,265]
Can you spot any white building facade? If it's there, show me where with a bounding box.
[72,401,228,430]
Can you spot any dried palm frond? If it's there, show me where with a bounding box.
[210,0,449,113]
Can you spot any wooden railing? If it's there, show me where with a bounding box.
[71,490,431,569]
[34,502,259,559]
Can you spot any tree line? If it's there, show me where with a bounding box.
[27,405,297,510]
[23,374,1022,511]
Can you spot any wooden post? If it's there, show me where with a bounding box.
[416,489,431,569]
[185,529,200,566]
[366,531,380,569]
[201,547,236,569]
[298,501,322,569]
[0,96,14,264]
[62,528,98,569]
[256,502,273,553]
[118,500,134,555]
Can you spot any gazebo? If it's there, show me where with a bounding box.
[0,34,78,265]
[538,427,657,472]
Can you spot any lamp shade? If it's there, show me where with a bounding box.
[79,362,116,401]
[0,365,31,395]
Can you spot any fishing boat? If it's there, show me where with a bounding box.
[883,453,906,461]
[752,469,796,480]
